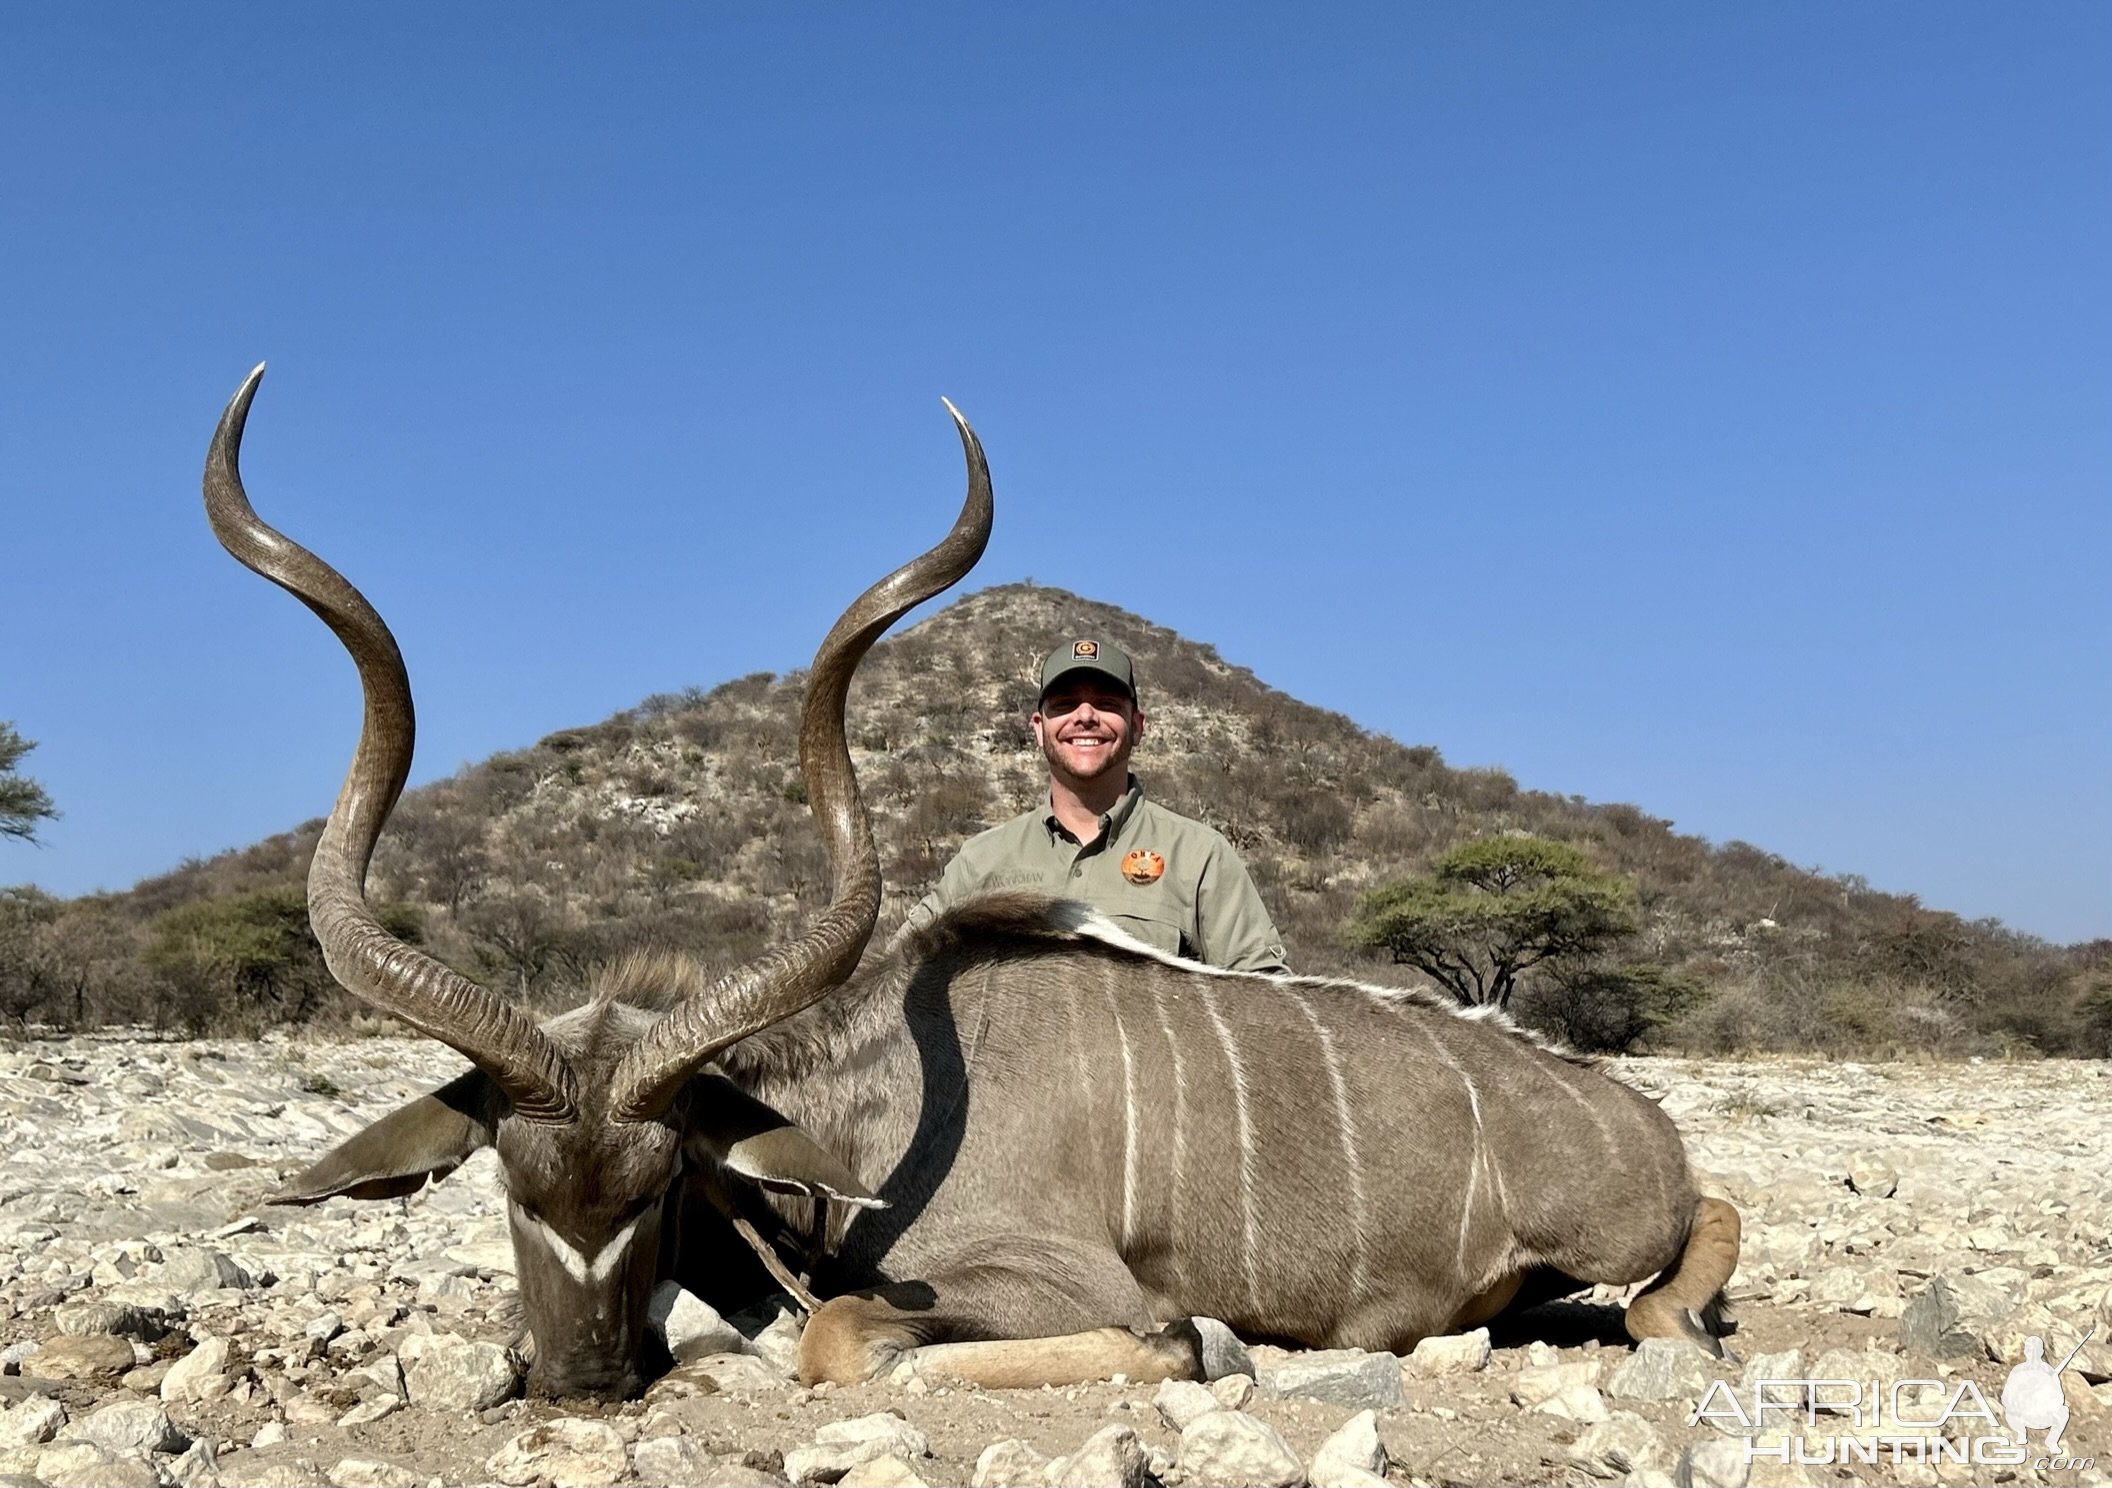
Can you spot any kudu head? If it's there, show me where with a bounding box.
[204,367,991,1397]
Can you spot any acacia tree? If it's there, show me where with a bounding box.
[0,723,58,843]
[1351,834,1638,1009]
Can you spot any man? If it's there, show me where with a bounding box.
[908,636,1290,973]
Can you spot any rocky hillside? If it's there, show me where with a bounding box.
[13,584,2102,1053]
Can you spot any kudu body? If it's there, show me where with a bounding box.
[203,369,1738,1399]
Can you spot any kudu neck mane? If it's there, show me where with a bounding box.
[580,893,1590,1086]
[587,945,911,1090]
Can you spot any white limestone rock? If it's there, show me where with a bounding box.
[1308,1408,1387,1488]
[1569,1409,1667,1479]
[1899,1274,2016,1359]
[1609,1337,1731,1402]
[1512,1358,1603,1407]
[153,1247,255,1296]
[1153,1378,1224,1432]
[77,1398,186,1456]
[1677,1437,1752,1488]
[1045,1424,1150,1488]
[783,1413,931,1483]
[0,1395,66,1448]
[1533,1383,1612,1422]
[328,1458,426,1488]
[1177,1410,1305,1488]
[970,1438,1048,1488]
[485,1418,629,1488]
[647,1281,746,1362]
[161,1335,235,1403]
[840,1453,932,1488]
[1405,1328,1491,1376]
[1261,1348,1404,1410]
[399,1332,520,1411]
[633,1434,784,1487]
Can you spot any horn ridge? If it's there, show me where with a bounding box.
[203,367,578,1125]
[611,401,994,1121]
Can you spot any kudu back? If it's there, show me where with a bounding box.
[203,369,1737,1398]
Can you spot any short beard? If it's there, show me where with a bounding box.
[1043,732,1130,784]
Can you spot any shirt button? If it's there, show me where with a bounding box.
[1071,868,1082,877]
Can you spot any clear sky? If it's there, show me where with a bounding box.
[3,5,2106,944]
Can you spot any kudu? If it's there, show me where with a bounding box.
[204,368,1739,1400]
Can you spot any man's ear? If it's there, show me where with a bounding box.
[1029,708,1048,749]
[269,1069,500,1205]
[1131,704,1146,744]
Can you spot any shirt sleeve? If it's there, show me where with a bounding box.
[901,836,987,937]
[1193,841,1291,974]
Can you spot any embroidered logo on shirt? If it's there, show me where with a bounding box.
[1121,850,1165,885]
[1073,640,1099,658]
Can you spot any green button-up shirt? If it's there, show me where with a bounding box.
[906,778,1290,973]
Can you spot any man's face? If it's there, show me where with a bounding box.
[1031,678,1144,789]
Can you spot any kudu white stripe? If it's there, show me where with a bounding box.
[1286,986,1371,1295]
[1151,981,1190,1285]
[512,1205,643,1287]
[1198,981,1263,1317]
[1107,981,1139,1248]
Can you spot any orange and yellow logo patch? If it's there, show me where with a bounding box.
[1121,850,1165,885]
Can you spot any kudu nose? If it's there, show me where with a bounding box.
[529,1357,645,1401]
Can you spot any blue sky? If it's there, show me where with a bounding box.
[3,5,2106,944]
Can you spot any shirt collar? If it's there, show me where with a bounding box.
[1043,775,1145,844]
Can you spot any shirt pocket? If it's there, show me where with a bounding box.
[1105,911,1183,957]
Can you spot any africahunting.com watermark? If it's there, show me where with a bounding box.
[1688,1329,2096,1473]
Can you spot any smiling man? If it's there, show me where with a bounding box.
[907,636,1290,973]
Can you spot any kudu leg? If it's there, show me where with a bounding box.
[1622,1196,1741,1356]
[798,1240,1206,1388]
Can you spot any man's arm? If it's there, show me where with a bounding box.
[899,833,991,939]
[1193,843,1290,974]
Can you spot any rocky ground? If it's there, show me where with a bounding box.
[0,1036,2107,1487]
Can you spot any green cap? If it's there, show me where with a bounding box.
[1039,636,1136,701]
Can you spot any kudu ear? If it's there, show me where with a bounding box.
[683,1075,884,1209]
[269,1070,500,1205]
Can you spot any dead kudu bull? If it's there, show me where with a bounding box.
[203,367,1739,1399]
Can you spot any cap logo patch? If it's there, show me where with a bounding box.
[1121,850,1165,886]
[1072,640,1099,658]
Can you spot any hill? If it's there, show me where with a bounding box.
[4,583,2103,1054]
